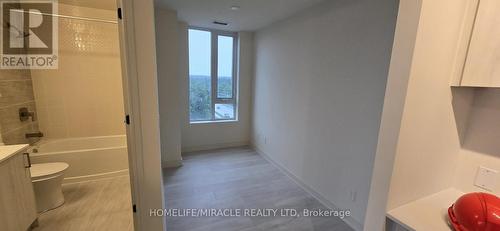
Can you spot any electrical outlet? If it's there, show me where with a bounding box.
[264,136,268,144]
[474,166,498,191]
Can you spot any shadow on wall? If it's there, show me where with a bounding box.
[451,87,500,158]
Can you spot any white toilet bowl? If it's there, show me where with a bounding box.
[30,162,69,213]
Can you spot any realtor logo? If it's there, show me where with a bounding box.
[1,1,58,69]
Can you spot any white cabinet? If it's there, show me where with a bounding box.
[0,147,38,231]
[456,0,500,87]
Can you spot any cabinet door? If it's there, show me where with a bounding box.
[0,154,37,231]
[461,0,500,87]
[17,153,38,229]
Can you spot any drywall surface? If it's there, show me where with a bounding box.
[386,0,476,210]
[363,0,422,229]
[454,89,500,195]
[252,0,398,225]
[179,31,253,152]
[154,8,182,166]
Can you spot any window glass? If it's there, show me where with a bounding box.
[217,35,233,99]
[215,104,235,120]
[189,29,212,121]
[188,29,237,122]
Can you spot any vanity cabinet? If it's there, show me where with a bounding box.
[456,0,500,87]
[0,146,37,231]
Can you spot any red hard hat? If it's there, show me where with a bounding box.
[448,192,500,231]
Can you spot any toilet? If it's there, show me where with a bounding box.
[30,162,69,213]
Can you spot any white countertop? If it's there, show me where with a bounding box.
[0,144,30,164]
[387,188,465,231]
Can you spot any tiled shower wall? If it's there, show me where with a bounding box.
[0,69,39,144]
[30,4,125,139]
[1,4,123,143]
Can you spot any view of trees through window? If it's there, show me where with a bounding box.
[189,29,236,121]
[189,75,212,120]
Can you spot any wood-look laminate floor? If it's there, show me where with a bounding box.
[33,175,133,231]
[163,147,354,231]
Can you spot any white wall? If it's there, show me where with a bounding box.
[385,0,500,213]
[357,2,500,231]
[453,88,500,194]
[363,0,423,229]
[385,0,475,209]
[252,0,399,226]
[154,8,182,167]
[179,31,254,152]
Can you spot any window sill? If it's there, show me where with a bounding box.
[190,120,238,125]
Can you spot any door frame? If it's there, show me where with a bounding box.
[116,0,166,230]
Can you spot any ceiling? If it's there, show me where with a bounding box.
[156,0,326,31]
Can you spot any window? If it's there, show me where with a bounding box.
[188,28,237,122]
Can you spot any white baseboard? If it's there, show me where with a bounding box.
[63,169,129,184]
[252,144,364,231]
[162,159,183,168]
[181,141,249,153]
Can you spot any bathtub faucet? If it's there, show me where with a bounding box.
[26,132,44,138]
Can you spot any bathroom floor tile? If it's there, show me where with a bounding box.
[33,175,133,231]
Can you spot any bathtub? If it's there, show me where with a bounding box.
[29,135,129,184]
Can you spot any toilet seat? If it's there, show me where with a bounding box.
[31,162,69,182]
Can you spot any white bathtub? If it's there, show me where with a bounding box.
[29,135,129,184]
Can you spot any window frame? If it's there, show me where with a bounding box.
[188,27,238,123]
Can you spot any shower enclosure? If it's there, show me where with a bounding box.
[0,3,128,183]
